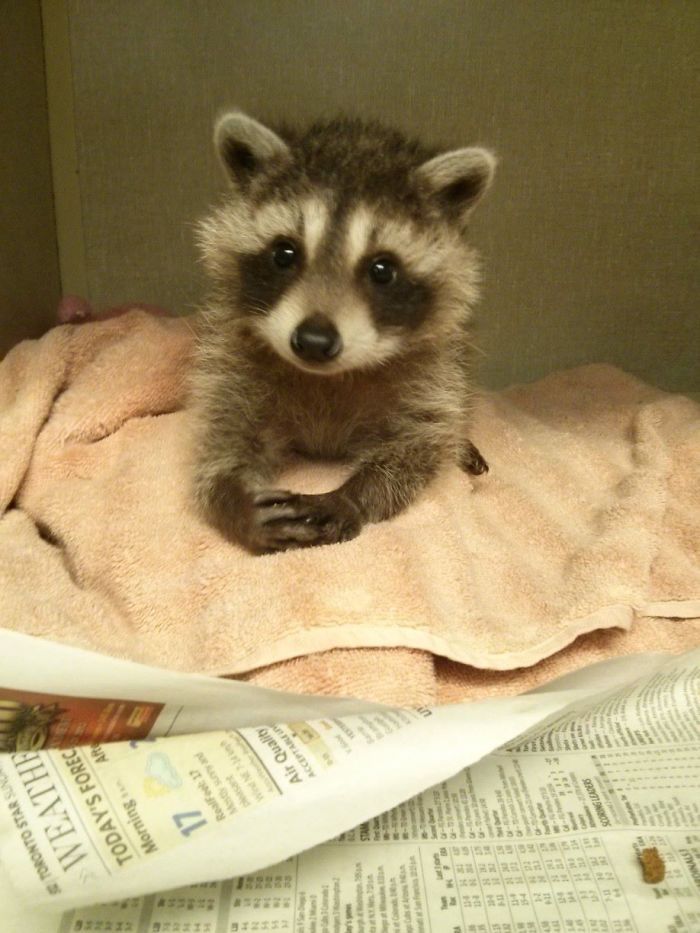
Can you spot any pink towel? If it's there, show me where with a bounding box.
[2,311,698,704]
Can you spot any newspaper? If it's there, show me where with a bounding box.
[0,630,698,932]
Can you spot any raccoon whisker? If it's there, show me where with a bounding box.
[178,314,197,337]
[246,302,272,316]
[462,338,487,358]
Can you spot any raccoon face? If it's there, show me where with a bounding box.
[198,111,495,376]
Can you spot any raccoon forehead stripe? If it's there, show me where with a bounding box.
[301,198,330,261]
[345,206,376,267]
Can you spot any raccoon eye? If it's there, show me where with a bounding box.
[368,256,397,286]
[271,239,299,269]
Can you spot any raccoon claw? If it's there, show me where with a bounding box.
[253,490,296,507]
[459,442,489,476]
[250,490,362,552]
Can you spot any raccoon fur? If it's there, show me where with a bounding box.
[190,111,495,554]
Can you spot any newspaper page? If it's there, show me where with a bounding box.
[0,636,700,933]
[23,647,700,933]
[0,630,667,916]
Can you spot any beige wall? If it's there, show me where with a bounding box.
[0,0,60,355]
[7,2,700,392]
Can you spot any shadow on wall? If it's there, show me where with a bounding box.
[0,0,60,357]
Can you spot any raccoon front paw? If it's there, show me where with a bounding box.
[249,489,362,553]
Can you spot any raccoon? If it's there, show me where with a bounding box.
[191,111,495,554]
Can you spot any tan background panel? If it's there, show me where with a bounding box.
[0,0,60,356]
[3,1,698,393]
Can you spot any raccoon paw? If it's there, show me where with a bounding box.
[459,441,489,476]
[250,490,362,553]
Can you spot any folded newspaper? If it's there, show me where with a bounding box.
[0,629,698,932]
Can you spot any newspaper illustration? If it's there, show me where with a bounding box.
[0,629,698,932]
[0,687,163,752]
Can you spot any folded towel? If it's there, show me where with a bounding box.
[2,311,698,703]
[240,618,700,706]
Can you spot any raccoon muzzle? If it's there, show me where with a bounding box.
[290,314,343,363]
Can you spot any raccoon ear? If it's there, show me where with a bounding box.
[214,111,290,187]
[416,147,496,224]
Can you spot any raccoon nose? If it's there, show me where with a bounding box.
[290,315,342,363]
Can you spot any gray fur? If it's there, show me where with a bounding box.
[190,112,495,553]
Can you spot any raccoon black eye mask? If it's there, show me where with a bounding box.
[190,111,494,554]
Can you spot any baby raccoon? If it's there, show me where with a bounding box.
[191,111,495,554]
